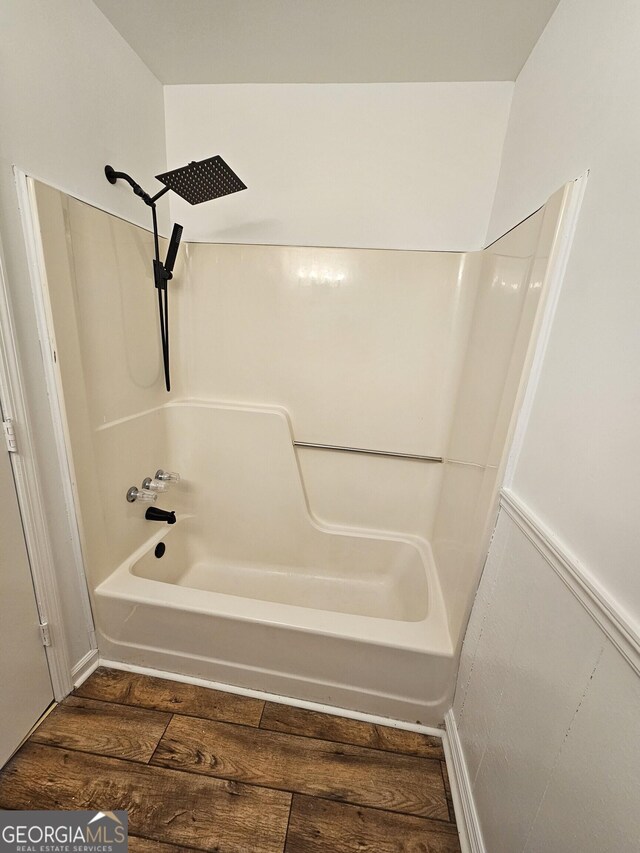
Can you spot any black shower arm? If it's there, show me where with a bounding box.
[104,166,171,284]
[105,163,173,391]
[105,167,166,269]
[104,165,169,207]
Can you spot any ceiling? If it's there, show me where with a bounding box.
[93,0,560,85]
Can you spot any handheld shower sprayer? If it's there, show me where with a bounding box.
[104,156,247,391]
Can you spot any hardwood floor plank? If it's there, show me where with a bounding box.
[75,667,264,726]
[284,794,461,853]
[29,696,170,762]
[0,743,290,853]
[152,715,448,820]
[261,703,445,759]
[128,836,201,852]
[441,761,455,823]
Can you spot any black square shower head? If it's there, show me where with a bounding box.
[155,156,247,205]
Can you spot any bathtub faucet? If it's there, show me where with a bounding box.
[145,507,176,524]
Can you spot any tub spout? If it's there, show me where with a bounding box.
[145,507,176,524]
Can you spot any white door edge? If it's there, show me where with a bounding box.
[2,168,97,700]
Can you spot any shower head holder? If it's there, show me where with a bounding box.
[104,165,167,207]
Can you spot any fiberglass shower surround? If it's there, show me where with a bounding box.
[32,177,567,724]
[104,156,247,390]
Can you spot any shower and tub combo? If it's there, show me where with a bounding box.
[31,172,567,724]
[96,399,453,720]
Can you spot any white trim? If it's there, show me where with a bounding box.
[9,164,168,239]
[12,169,97,697]
[0,216,72,699]
[71,648,101,688]
[444,709,485,853]
[500,489,640,677]
[503,171,588,487]
[99,658,445,738]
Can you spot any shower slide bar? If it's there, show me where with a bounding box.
[292,441,443,463]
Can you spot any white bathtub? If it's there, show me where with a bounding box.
[94,401,455,723]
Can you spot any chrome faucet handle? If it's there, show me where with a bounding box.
[126,486,157,504]
[155,469,180,483]
[142,477,168,492]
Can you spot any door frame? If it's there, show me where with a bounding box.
[0,168,97,700]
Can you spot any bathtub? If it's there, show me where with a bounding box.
[94,401,455,723]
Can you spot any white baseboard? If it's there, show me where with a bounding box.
[71,648,100,688]
[444,709,485,853]
[99,657,445,738]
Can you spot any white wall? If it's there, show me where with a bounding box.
[0,0,167,669]
[454,506,640,853]
[164,83,513,250]
[487,0,640,627]
[454,0,640,848]
[0,1,168,233]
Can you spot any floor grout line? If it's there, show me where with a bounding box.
[127,832,211,853]
[281,791,295,853]
[439,759,454,823]
[147,713,175,765]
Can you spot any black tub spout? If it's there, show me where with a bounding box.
[145,507,176,524]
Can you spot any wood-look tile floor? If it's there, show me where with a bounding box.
[0,667,460,852]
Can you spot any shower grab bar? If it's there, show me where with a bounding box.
[292,441,443,463]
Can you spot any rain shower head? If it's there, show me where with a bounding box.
[104,154,247,394]
[155,156,247,206]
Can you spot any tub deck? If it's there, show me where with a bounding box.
[94,402,455,724]
[96,517,454,724]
